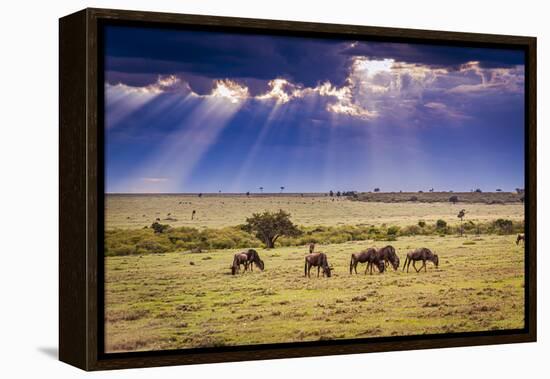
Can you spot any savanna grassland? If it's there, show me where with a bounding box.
[106,193,524,230]
[104,193,525,352]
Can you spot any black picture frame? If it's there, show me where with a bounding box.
[59,7,537,371]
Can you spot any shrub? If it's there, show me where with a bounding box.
[449,195,459,204]
[136,240,168,254]
[418,220,426,228]
[401,225,421,236]
[151,222,170,234]
[387,226,400,236]
[436,219,447,231]
[107,244,135,256]
[210,237,237,249]
[493,218,513,234]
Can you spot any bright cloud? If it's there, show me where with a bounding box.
[209,79,250,103]
[106,58,524,124]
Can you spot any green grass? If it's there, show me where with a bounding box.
[104,234,525,352]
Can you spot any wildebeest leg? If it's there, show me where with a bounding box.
[418,260,426,272]
[365,262,369,275]
[413,261,419,273]
[308,265,312,278]
[424,260,428,272]
[403,257,408,271]
[317,266,320,277]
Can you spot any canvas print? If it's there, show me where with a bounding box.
[103,25,526,353]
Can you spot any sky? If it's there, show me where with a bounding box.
[104,25,525,194]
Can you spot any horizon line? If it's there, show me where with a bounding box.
[105,190,522,195]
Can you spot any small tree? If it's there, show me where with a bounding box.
[198,193,203,198]
[329,190,334,197]
[496,188,502,192]
[449,195,459,204]
[436,219,447,232]
[336,191,341,197]
[280,186,285,193]
[151,222,170,234]
[243,210,301,248]
[259,187,263,193]
[494,218,513,234]
[246,191,250,197]
[475,188,482,193]
[374,188,380,192]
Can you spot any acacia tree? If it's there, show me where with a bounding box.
[243,210,301,248]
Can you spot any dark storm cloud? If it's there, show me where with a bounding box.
[104,25,352,89]
[341,41,524,69]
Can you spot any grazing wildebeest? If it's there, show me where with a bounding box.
[403,248,439,273]
[376,245,400,270]
[349,248,385,275]
[309,243,315,254]
[231,253,249,275]
[516,234,525,245]
[305,252,332,278]
[244,249,265,271]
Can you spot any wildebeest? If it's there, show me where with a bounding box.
[403,248,439,273]
[244,249,265,271]
[231,253,249,275]
[376,245,400,270]
[516,234,525,245]
[305,252,332,278]
[349,248,385,275]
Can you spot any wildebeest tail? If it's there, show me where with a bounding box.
[304,258,307,277]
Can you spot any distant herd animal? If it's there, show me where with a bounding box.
[230,244,439,277]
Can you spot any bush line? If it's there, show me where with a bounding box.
[105,218,523,257]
